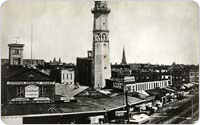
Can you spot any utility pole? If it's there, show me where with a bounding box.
[123,76,129,123]
[104,108,108,123]
[191,98,193,120]
[125,91,129,123]
[123,78,125,105]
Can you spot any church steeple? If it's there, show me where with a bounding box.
[121,46,127,65]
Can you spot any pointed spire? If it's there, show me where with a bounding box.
[121,46,127,65]
[53,57,56,63]
[58,57,61,64]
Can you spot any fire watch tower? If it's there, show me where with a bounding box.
[91,1,111,89]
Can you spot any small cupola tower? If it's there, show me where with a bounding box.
[8,43,24,66]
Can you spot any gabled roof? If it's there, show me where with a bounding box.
[75,87,109,99]
[145,88,169,98]
[55,83,88,101]
[2,94,144,116]
[1,65,52,81]
[128,91,149,99]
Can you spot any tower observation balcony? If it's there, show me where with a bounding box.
[91,1,110,14]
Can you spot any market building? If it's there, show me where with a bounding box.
[1,43,55,104]
[2,65,55,104]
[106,74,172,91]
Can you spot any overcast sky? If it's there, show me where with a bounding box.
[1,0,199,65]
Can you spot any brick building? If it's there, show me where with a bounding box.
[76,51,93,87]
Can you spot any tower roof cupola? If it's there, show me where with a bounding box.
[91,1,110,14]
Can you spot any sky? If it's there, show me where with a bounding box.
[1,0,199,65]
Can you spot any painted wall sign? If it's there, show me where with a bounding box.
[25,85,39,98]
[113,82,123,89]
[124,76,135,82]
[115,110,127,117]
[7,81,55,85]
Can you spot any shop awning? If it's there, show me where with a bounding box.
[11,98,30,102]
[130,114,150,123]
[33,97,50,101]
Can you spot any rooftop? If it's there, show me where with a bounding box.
[1,65,52,82]
[1,94,143,116]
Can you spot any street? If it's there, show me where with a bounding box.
[149,91,199,124]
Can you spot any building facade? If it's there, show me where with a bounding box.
[106,77,171,93]
[1,43,55,104]
[76,55,93,87]
[50,68,75,85]
[189,69,199,83]
[1,58,45,67]
[126,80,170,92]
[23,59,45,67]
[2,66,55,104]
[8,43,24,65]
[92,1,111,89]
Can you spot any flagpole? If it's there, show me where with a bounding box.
[31,24,33,67]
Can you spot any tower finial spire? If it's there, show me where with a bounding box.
[121,46,127,65]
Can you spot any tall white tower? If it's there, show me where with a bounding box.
[91,1,111,89]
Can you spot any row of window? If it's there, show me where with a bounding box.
[62,73,73,80]
[63,82,73,85]
[126,80,169,92]
[16,86,47,98]
[190,72,199,76]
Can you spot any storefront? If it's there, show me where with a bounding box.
[5,67,55,104]
[7,81,55,104]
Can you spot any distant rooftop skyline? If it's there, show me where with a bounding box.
[1,1,199,65]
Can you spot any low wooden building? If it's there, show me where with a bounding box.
[2,65,55,104]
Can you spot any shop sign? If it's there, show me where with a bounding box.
[25,85,39,98]
[7,81,55,85]
[113,82,123,89]
[115,110,127,117]
[124,76,135,82]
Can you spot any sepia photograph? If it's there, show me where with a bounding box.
[1,0,199,124]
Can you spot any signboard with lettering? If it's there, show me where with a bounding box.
[25,85,39,98]
[115,110,127,117]
[124,76,135,82]
[113,82,123,89]
[7,81,55,85]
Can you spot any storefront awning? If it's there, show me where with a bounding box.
[33,97,50,101]
[11,98,30,102]
[130,114,150,123]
